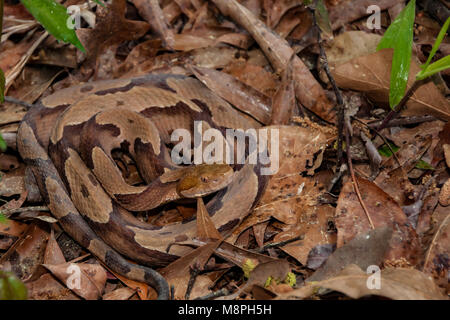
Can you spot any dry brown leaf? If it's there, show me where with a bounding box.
[308,227,392,282]
[26,273,80,300]
[190,65,272,124]
[252,221,269,248]
[336,177,421,265]
[220,260,291,300]
[444,144,450,167]
[102,287,136,300]
[106,267,150,300]
[211,0,335,122]
[228,125,332,242]
[422,208,449,290]
[7,65,63,103]
[160,241,220,299]
[439,179,450,206]
[43,262,107,300]
[76,0,150,79]
[274,204,336,265]
[196,197,222,240]
[0,169,26,197]
[271,55,295,125]
[328,0,399,30]
[325,31,381,67]
[277,264,447,300]
[332,49,450,120]
[0,222,50,281]
[131,0,175,50]
[44,230,66,266]
[263,0,303,28]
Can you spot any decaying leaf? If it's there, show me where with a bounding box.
[335,177,422,265]
[277,264,446,300]
[76,0,150,79]
[211,0,335,122]
[332,49,450,120]
[43,262,107,300]
[308,227,393,282]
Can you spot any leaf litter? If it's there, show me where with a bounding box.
[0,0,448,300]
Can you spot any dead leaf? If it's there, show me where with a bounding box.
[439,179,450,206]
[211,0,335,122]
[332,49,450,120]
[131,0,175,50]
[271,55,295,125]
[325,31,381,67]
[26,273,80,300]
[44,230,66,266]
[335,177,422,265]
[102,287,136,300]
[308,227,393,282]
[44,262,107,300]
[76,0,150,79]
[223,60,279,97]
[196,197,222,240]
[278,264,447,300]
[329,0,398,30]
[422,208,449,290]
[160,241,220,299]
[0,222,50,281]
[190,65,272,124]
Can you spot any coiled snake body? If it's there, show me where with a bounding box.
[17,74,269,299]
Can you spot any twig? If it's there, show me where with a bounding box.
[185,264,200,300]
[0,206,49,218]
[4,96,33,109]
[367,115,436,129]
[376,81,423,131]
[310,3,345,165]
[257,235,304,253]
[344,128,375,229]
[194,288,230,300]
[352,117,402,169]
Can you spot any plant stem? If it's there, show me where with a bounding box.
[377,80,423,131]
[310,2,345,165]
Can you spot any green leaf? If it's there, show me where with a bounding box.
[421,17,450,71]
[0,214,7,224]
[315,0,333,39]
[377,0,416,109]
[415,159,434,170]
[378,142,400,158]
[416,55,450,80]
[0,271,28,300]
[20,0,85,52]
[0,133,6,152]
[92,0,106,7]
[0,68,4,104]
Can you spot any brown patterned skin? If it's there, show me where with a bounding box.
[17,74,268,299]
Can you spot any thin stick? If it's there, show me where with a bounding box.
[345,129,375,229]
[185,265,200,300]
[257,235,304,253]
[194,288,230,300]
[367,115,436,128]
[377,81,423,131]
[310,3,345,165]
[0,206,49,218]
[4,96,33,109]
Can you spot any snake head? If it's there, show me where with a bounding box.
[176,164,234,198]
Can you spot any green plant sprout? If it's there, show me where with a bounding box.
[376,0,450,130]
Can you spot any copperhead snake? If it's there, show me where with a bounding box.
[17,74,270,299]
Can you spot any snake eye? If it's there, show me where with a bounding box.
[200,176,208,183]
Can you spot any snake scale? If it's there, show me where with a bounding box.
[17,74,269,299]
